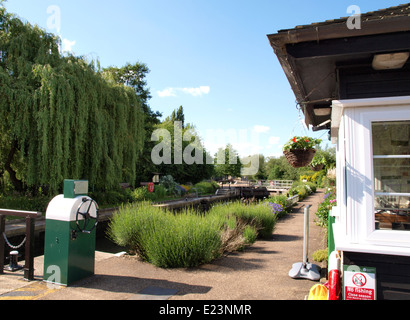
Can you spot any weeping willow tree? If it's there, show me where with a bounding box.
[0,5,145,193]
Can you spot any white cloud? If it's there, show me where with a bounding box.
[157,88,177,97]
[157,86,210,98]
[181,86,210,97]
[234,142,263,157]
[62,38,76,52]
[253,125,270,133]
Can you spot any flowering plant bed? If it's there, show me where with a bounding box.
[283,136,322,168]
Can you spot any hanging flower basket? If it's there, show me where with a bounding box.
[283,136,322,168]
[310,163,324,172]
[309,154,326,171]
[284,149,316,168]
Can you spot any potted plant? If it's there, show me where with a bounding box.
[283,136,322,168]
[310,154,326,171]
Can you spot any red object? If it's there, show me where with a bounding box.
[148,183,154,193]
[328,269,341,300]
[328,251,341,300]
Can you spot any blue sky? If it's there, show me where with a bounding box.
[4,0,402,158]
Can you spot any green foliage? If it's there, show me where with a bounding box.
[0,194,52,215]
[0,6,145,194]
[283,136,322,151]
[90,189,134,208]
[300,175,313,182]
[193,181,219,194]
[152,118,214,184]
[315,189,337,228]
[261,194,291,218]
[164,106,185,128]
[310,154,326,167]
[266,156,299,181]
[243,225,258,245]
[131,185,168,202]
[159,175,186,196]
[108,202,223,268]
[214,144,242,178]
[209,201,277,239]
[131,186,152,202]
[264,146,336,182]
[108,201,277,268]
[312,248,328,263]
[289,181,316,200]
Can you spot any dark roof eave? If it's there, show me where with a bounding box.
[267,13,410,46]
[267,11,410,127]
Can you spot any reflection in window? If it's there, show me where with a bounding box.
[373,121,410,231]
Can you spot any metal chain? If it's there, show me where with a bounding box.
[2,232,26,250]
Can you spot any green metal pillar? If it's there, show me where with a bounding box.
[328,215,336,262]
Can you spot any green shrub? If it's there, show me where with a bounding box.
[315,190,337,228]
[292,185,307,199]
[312,248,328,263]
[243,225,258,245]
[152,184,167,200]
[90,189,133,207]
[143,212,222,268]
[209,201,277,239]
[262,195,290,216]
[131,186,150,202]
[108,200,277,268]
[108,202,222,268]
[0,195,52,216]
[159,175,185,196]
[194,181,218,194]
[289,181,317,200]
[131,185,169,202]
[271,195,289,209]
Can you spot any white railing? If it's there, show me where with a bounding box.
[262,180,294,189]
[287,195,299,207]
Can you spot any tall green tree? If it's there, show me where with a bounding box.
[0,5,145,193]
[164,105,185,128]
[151,108,214,184]
[214,144,242,179]
[103,62,163,184]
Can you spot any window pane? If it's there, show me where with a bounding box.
[375,196,410,230]
[372,121,410,156]
[373,121,410,232]
[373,158,410,194]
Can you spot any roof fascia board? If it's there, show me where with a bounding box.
[268,16,410,46]
[286,31,410,59]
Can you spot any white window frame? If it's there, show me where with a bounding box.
[331,96,410,256]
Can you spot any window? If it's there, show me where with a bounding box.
[373,121,410,232]
[334,97,410,253]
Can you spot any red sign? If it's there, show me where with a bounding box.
[344,267,376,300]
[148,183,154,193]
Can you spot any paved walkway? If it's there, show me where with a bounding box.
[0,190,328,300]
